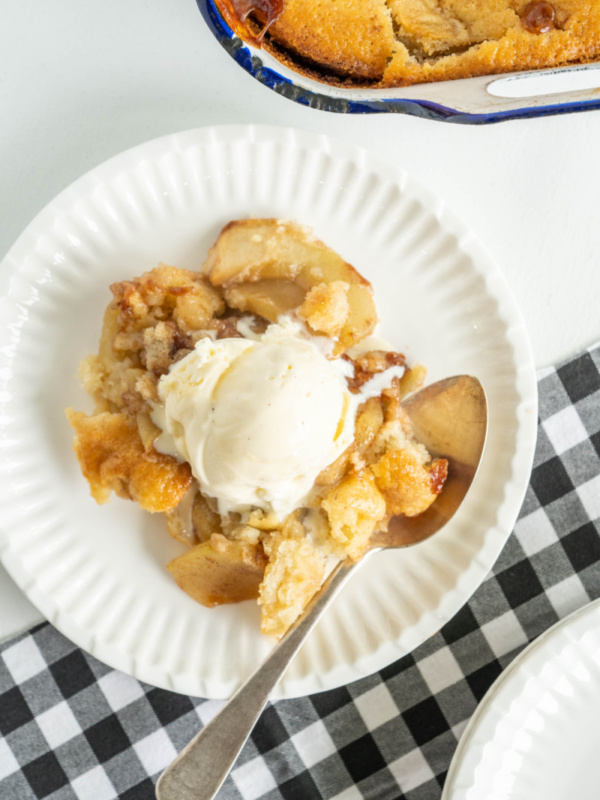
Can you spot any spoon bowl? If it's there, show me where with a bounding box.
[156,374,487,800]
[374,374,487,549]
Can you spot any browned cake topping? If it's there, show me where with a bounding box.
[214,0,599,87]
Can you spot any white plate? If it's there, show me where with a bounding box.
[443,598,600,799]
[0,125,537,699]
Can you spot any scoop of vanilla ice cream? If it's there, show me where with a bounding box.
[152,320,356,517]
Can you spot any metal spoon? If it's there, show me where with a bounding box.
[156,374,487,800]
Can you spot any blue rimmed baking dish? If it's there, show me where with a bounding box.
[197,0,600,123]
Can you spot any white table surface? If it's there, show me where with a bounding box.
[1,0,599,643]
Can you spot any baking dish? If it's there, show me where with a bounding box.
[198,0,600,123]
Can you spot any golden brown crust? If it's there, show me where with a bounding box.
[263,0,396,81]
[221,0,600,86]
[66,409,192,512]
[383,3,600,86]
[298,281,350,339]
[371,449,448,516]
[321,469,387,561]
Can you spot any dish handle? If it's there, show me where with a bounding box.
[365,63,600,119]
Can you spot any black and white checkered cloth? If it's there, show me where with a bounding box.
[1,343,600,800]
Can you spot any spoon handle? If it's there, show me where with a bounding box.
[156,557,361,800]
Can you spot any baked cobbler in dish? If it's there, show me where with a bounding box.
[67,219,447,637]
[215,0,600,87]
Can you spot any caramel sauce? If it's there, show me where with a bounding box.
[166,285,194,295]
[344,350,407,393]
[217,0,283,46]
[520,2,556,34]
[429,459,449,495]
[171,328,192,353]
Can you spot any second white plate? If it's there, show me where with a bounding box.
[0,125,537,698]
[444,598,600,799]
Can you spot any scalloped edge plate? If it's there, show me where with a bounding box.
[0,125,537,699]
[443,598,600,799]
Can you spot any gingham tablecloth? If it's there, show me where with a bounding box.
[1,343,600,800]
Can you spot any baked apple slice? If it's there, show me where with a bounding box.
[203,219,377,353]
[167,534,267,607]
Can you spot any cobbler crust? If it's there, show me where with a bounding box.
[221,0,600,87]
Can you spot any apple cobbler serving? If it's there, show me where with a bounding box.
[67,219,447,638]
